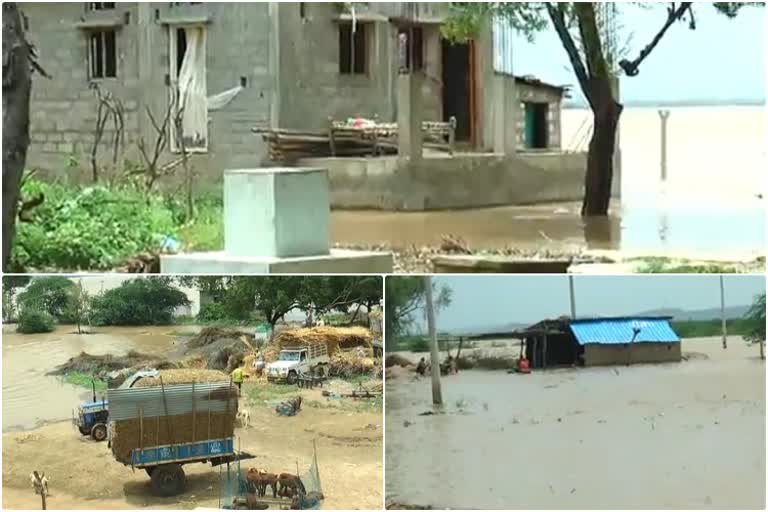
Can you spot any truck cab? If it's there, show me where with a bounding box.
[267,344,329,384]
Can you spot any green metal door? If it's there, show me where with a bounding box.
[524,103,536,149]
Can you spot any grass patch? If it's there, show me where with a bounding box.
[634,258,741,274]
[672,318,752,338]
[244,382,298,405]
[63,371,107,391]
[178,199,224,252]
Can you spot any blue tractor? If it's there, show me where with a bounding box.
[73,380,109,441]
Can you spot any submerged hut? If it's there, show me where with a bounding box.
[513,316,682,368]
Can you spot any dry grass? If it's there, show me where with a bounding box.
[132,369,230,387]
[274,326,372,354]
[385,354,413,368]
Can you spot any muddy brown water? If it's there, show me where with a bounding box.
[386,338,765,509]
[1,325,186,433]
[332,198,765,257]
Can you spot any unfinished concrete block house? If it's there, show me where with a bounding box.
[24,2,587,209]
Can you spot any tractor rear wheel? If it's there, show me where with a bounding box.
[150,464,186,497]
[91,423,107,442]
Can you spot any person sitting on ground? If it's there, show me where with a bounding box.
[416,357,427,376]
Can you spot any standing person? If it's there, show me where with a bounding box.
[231,366,245,395]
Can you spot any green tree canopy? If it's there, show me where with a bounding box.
[744,293,766,344]
[17,276,74,318]
[90,277,190,326]
[385,277,452,347]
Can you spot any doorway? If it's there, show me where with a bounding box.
[523,102,549,149]
[441,38,476,144]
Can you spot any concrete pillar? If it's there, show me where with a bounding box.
[611,76,622,199]
[491,75,517,156]
[659,109,671,182]
[397,72,423,161]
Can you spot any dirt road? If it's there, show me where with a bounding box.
[386,337,765,509]
[3,387,382,510]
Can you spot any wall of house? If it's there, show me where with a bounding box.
[301,151,587,210]
[584,342,682,366]
[24,2,275,186]
[24,2,144,176]
[515,83,563,151]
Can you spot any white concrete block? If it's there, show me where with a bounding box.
[223,168,330,258]
[160,250,394,274]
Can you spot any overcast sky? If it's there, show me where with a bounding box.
[511,4,766,105]
[430,275,766,332]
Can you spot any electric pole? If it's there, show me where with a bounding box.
[424,276,442,406]
[569,275,577,319]
[720,275,727,349]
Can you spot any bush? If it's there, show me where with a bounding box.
[90,278,190,326]
[17,309,56,334]
[11,179,176,271]
[197,303,229,324]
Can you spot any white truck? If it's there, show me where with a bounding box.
[266,343,330,384]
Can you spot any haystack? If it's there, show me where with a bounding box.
[109,369,237,464]
[385,354,413,368]
[328,351,377,378]
[274,326,372,355]
[188,327,253,348]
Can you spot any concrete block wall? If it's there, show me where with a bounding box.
[516,83,563,151]
[24,2,274,187]
[584,342,682,366]
[24,2,143,177]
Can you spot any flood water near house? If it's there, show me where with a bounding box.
[333,106,766,258]
[1,325,183,432]
[385,338,766,509]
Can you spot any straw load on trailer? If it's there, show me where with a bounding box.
[273,326,373,355]
[108,370,238,465]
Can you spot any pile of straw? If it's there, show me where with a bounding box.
[110,370,237,464]
[132,369,230,387]
[385,354,413,368]
[328,351,377,378]
[188,327,252,348]
[274,326,372,354]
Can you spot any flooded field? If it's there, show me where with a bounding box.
[1,324,186,432]
[333,106,766,258]
[386,338,766,509]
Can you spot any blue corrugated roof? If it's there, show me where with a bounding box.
[569,317,680,345]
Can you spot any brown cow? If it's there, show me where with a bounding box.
[277,473,301,499]
[246,468,278,498]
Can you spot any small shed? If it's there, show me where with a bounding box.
[514,75,569,151]
[513,316,682,368]
[571,317,682,366]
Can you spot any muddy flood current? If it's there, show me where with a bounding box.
[1,325,190,432]
[386,338,766,509]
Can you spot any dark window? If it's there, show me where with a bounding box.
[88,2,115,10]
[299,2,307,19]
[339,23,368,75]
[89,30,117,78]
[399,26,424,71]
[523,101,549,149]
[175,28,187,77]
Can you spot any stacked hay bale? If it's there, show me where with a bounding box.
[273,326,372,354]
[108,370,237,464]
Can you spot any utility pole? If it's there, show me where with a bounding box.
[424,276,442,406]
[569,275,577,319]
[720,275,727,349]
[659,110,670,182]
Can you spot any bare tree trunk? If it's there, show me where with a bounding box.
[582,95,622,216]
[760,340,765,361]
[2,3,32,271]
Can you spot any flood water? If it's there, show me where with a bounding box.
[386,339,766,509]
[1,325,180,432]
[333,106,766,258]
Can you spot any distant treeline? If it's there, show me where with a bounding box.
[671,318,753,339]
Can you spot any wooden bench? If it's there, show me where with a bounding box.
[328,116,457,156]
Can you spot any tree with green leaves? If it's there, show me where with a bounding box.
[65,280,90,334]
[743,293,765,360]
[385,277,452,347]
[90,277,190,326]
[2,275,31,321]
[17,276,74,320]
[444,2,762,216]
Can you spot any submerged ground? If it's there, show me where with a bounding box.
[385,337,765,509]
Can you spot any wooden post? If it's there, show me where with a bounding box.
[138,406,144,451]
[327,116,336,156]
[192,381,196,442]
[424,276,442,405]
[32,471,46,510]
[720,275,728,349]
[569,275,577,319]
[542,335,548,369]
